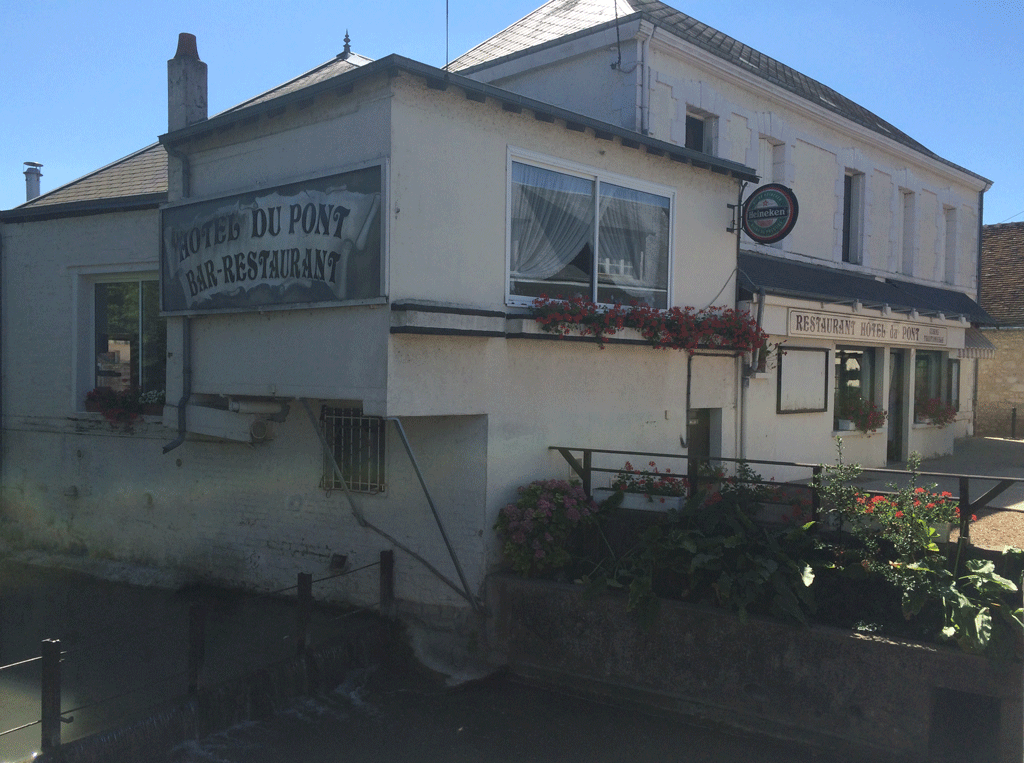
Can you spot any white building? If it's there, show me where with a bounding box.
[0,33,752,619]
[0,1,993,622]
[453,0,994,469]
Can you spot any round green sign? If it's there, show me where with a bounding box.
[742,184,799,244]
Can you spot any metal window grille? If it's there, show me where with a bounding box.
[320,406,386,492]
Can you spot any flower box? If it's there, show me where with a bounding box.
[593,488,685,512]
[835,419,856,431]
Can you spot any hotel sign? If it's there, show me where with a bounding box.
[161,167,382,314]
[788,309,948,347]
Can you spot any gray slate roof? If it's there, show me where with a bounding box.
[980,223,1024,326]
[11,143,167,211]
[451,0,986,182]
[219,52,372,115]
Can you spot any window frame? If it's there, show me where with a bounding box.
[320,405,387,494]
[505,149,676,309]
[833,346,878,429]
[842,170,865,264]
[74,267,164,413]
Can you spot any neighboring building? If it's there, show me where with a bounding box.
[977,222,1024,437]
[453,0,994,467]
[0,34,753,619]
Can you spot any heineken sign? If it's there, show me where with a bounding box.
[742,183,799,244]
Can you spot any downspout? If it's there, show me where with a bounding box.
[972,189,985,433]
[734,181,751,460]
[162,145,192,454]
[0,225,4,482]
[640,28,653,135]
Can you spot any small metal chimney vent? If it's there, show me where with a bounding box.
[24,162,43,201]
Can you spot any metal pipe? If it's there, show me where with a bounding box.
[299,399,483,612]
[385,416,480,613]
[162,145,193,454]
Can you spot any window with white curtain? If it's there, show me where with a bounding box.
[508,159,671,308]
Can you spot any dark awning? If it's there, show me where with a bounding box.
[958,328,996,359]
[737,251,994,325]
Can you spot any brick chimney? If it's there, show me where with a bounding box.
[167,33,207,132]
[23,162,42,201]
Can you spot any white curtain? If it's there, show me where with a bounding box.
[598,182,669,304]
[510,162,594,284]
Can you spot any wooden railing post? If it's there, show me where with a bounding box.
[296,572,312,657]
[40,639,61,755]
[379,550,395,611]
[188,603,205,695]
[582,450,592,497]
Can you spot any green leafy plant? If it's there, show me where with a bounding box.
[901,551,1024,658]
[588,462,816,628]
[494,480,600,576]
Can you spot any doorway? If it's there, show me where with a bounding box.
[687,408,713,490]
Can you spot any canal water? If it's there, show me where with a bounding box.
[0,556,343,763]
[2,555,828,763]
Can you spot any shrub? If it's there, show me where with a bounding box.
[495,480,600,576]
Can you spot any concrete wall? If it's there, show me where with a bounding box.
[1,409,487,609]
[489,575,1023,763]
[976,329,1024,437]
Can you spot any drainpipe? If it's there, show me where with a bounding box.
[162,34,206,454]
[640,28,653,135]
[972,189,985,434]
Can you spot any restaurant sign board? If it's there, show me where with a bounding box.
[788,309,948,347]
[161,167,382,314]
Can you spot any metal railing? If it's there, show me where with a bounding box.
[552,445,1024,550]
[0,550,395,759]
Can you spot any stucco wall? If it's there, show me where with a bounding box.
[976,329,1024,438]
[0,410,487,610]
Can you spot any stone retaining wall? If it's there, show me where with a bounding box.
[487,574,1022,763]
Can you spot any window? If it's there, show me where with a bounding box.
[842,171,864,263]
[685,115,705,152]
[943,206,958,284]
[947,358,961,411]
[899,189,916,276]
[94,280,166,397]
[914,350,960,417]
[321,406,386,492]
[914,350,942,406]
[685,112,717,154]
[508,160,671,308]
[834,347,876,428]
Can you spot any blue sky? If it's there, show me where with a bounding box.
[2,0,1022,224]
